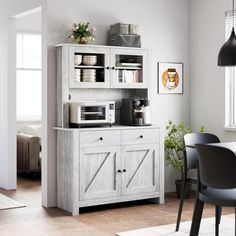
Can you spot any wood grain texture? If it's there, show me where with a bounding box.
[56,127,163,215]
[80,146,122,201]
[56,47,62,127]
[55,41,163,216]
[122,128,159,145]
[121,144,159,196]
[56,46,70,128]
[80,130,121,148]
[57,129,79,215]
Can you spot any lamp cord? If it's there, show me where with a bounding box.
[233,0,235,29]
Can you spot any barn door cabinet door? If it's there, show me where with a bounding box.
[80,146,122,201]
[121,144,159,196]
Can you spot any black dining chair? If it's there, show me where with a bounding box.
[190,144,236,236]
[175,133,220,231]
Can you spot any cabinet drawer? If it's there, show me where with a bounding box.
[80,130,121,147]
[122,128,159,145]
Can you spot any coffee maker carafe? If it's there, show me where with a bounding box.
[120,97,151,126]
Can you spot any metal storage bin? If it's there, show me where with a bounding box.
[108,34,141,47]
[110,23,129,35]
[129,24,140,35]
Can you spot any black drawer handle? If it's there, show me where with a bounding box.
[117,169,122,173]
[140,135,143,139]
[122,169,126,173]
[99,137,103,141]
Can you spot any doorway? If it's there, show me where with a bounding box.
[6,1,54,208]
[15,9,42,203]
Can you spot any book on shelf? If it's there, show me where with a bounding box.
[124,70,133,83]
[116,69,142,83]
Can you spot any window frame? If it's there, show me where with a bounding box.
[16,31,42,121]
[225,68,236,128]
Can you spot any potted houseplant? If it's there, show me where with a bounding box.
[68,22,96,44]
[164,120,204,198]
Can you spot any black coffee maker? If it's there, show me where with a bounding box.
[120,97,151,126]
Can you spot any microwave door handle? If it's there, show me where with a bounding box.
[106,105,109,121]
[77,106,81,122]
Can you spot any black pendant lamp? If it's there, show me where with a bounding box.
[218,0,236,66]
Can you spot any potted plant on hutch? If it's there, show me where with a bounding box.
[164,120,204,198]
[68,21,96,44]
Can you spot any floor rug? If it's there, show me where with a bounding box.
[0,193,25,210]
[116,214,235,236]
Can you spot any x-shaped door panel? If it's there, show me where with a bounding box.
[80,146,121,200]
[122,144,159,196]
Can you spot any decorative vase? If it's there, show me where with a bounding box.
[74,37,89,44]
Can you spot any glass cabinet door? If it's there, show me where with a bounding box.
[110,48,148,89]
[69,46,110,88]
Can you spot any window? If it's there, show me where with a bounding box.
[16,32,42,121]
[225,12,236,128]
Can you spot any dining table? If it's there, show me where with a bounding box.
[209,142,236,152]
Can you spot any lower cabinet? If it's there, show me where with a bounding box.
[80,146,121,200]
[56,126,163,216]
[122,144,159,196]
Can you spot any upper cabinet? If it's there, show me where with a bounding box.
[69,46,111,89]
[60,44,148,89]
[110,48,148,89]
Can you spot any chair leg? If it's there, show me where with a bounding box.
[190,198,204,236]
[175,179,187,231]
[218,206,222,224]
[235,207,236,236]
[215,206,220,236]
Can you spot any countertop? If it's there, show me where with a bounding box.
[54,124,160,132]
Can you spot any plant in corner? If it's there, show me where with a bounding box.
[68,22,96,44]
[164,120,204,198]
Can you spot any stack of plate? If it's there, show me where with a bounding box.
[74,55,82,65]
[82,69,96,82]
[74,69,81,82]
[83,55,97,66]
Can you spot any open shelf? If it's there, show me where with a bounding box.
[74,65,104,69]
[115,66,142,70]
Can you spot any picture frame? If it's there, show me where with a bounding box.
[157,62,183,94]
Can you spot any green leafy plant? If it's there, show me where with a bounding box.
[164,120,204,181]
[69,22,96,43]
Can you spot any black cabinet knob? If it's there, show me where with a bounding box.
[99,137,103,141]
[111,67,115,70]
[69,94,71,100]
[140,135,143,139]
[122,169,126,173]
[117,169,122,173]
[106,66,110,70]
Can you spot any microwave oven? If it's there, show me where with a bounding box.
[69,101,115,127]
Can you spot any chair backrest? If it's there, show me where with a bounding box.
[196,144,236,189]
[184,133,220,170]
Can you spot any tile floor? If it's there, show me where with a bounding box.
[0,176,234,235]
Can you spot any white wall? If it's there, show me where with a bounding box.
[190,0,236,141]
[0,0,42,189]
[16,10,41,32]
[47,0,191,194]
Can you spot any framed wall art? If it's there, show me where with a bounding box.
[157,62,183,94]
